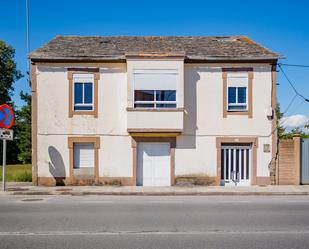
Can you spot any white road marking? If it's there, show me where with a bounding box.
[216,201,251,203]
[77,201,115,203]
[148,201,184,204]
[285,200,309,203]
[0,230,309,236]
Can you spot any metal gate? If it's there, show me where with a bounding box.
[221,144,251,186]
[301,139,309,184]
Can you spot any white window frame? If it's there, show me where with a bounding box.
[227,73,248,112]
[133,69,177,109]
[73,74,94,112]
[134,90,177,109]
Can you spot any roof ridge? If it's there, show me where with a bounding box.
[54,35,244,38]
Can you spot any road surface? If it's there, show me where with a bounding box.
[0,195,309,249]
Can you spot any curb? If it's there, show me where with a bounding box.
[3,191,309,196]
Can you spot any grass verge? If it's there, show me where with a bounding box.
[0,164,32,182]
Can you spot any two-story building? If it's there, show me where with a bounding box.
[29,36,280,186]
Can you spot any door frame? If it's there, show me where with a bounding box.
[68,136,100,184]
[216,137,259,185]
[220,144,252,186]
[131,136,176,186]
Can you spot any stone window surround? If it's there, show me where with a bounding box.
[222,67,253,118]
[67,68,100,118]
[68,136,100,184]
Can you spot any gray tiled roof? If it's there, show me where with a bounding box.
[29,36,280,61]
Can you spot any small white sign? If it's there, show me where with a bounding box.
[263,144,270,153]
[0,129,13,140]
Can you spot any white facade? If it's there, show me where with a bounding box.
[35,61,274,186]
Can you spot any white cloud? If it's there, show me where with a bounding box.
[280,114,309,131]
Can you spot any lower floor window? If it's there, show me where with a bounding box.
[134,90,176,108]
[73,143,95,169]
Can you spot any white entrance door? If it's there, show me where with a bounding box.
[137,142,171,186]
[221,145,251,186]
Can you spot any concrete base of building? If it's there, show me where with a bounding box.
[36,176,270,187]
[37,177,136,186]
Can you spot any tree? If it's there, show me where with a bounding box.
[0,41,23,164]
[15,92,31,163]
[275,102,309,139]
[280,127,309,139]
[0,40,22,104]
[276,102,286,139]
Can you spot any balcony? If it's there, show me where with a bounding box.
[127,108,184,134]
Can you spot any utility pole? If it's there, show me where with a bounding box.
[26,0,31,86]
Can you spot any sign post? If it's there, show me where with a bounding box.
[2,139,6,191]
[0,104,15,192]
[0,129,13,192]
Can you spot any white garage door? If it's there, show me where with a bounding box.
[74,143,95,169]
[137,142,171,186]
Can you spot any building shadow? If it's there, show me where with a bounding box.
[48,146,66,186]
[177,67,199,149]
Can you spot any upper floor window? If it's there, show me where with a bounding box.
[133,70,177,109]
[134,90,176,108]
[227,73,248,112]
[68,68,99,118]
[73,74,94,111]
[228,87,247,111]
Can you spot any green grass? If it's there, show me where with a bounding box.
[0,164,32,182]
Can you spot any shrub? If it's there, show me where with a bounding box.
[175,174,217,186]
[14,171,32,182]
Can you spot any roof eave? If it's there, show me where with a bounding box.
[29,56,282,63]
[29,55,126,63]
[188,55,283,60]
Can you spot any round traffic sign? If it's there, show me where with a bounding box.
[0,104,14,129]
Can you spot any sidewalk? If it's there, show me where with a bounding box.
[1,182,309,196]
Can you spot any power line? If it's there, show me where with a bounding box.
[268,96,301,138]
[265,64,309,138]
[278,64,309,102]
[283,93,298,114]
[268,63,309,179]
[288,98,305,116]
[279,63,309,68]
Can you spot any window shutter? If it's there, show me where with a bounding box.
[74,143,95,168]
[134,70,177,90]
[227,73,248,87]
[73,74,94,82]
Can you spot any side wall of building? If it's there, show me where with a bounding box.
[36,63,133,184]
[34,62,274,185]
[176,64,273,184]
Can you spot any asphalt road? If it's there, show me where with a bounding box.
[0,195,309,249]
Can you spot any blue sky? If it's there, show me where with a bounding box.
[1,0,309,125]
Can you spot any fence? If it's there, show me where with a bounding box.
[301,139,309,184]
[277,136,301,185]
